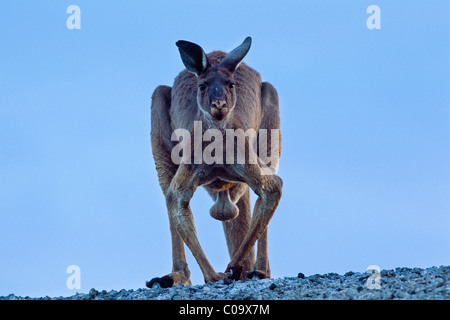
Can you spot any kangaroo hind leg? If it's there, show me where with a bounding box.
[147,85,191,288]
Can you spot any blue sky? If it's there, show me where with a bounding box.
[0,1,449,298]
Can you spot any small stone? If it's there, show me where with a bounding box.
[269,283,278,291]
[325,272,340,280]
[151,282,162,289]
[358,275,370,282]
[381,270,395,278]
[297,272,305,279]
[89,288,99,299]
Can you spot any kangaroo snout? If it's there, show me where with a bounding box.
[210,99,228,120]
[211,99,226,110]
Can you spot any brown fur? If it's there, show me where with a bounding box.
[147,39,282,287]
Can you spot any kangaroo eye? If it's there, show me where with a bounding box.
[228,83,235,89]
[199,84,206,91]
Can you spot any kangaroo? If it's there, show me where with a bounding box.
[147,37,282,288]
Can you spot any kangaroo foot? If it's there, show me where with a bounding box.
[146,272,190,289]
[204,272,233,283]
[248,270,269,280]
[227,265,269,281]
[226,265,250,281]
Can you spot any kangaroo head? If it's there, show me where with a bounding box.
[176,37,252,121]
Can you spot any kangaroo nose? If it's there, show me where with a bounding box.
[211,100,226,110]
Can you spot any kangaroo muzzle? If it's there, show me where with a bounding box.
[210,99,228,120]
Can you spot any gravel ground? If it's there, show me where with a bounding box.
[2,265,449,300]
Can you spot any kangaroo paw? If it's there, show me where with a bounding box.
[146,272,190,289]
[248,270,269,280]
[227,265,250,281]
[146,275,174,288]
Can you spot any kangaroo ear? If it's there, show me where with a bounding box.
[220,37,252,72]
[176,40,208,76]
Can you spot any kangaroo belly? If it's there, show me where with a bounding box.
[206,178,235,192]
